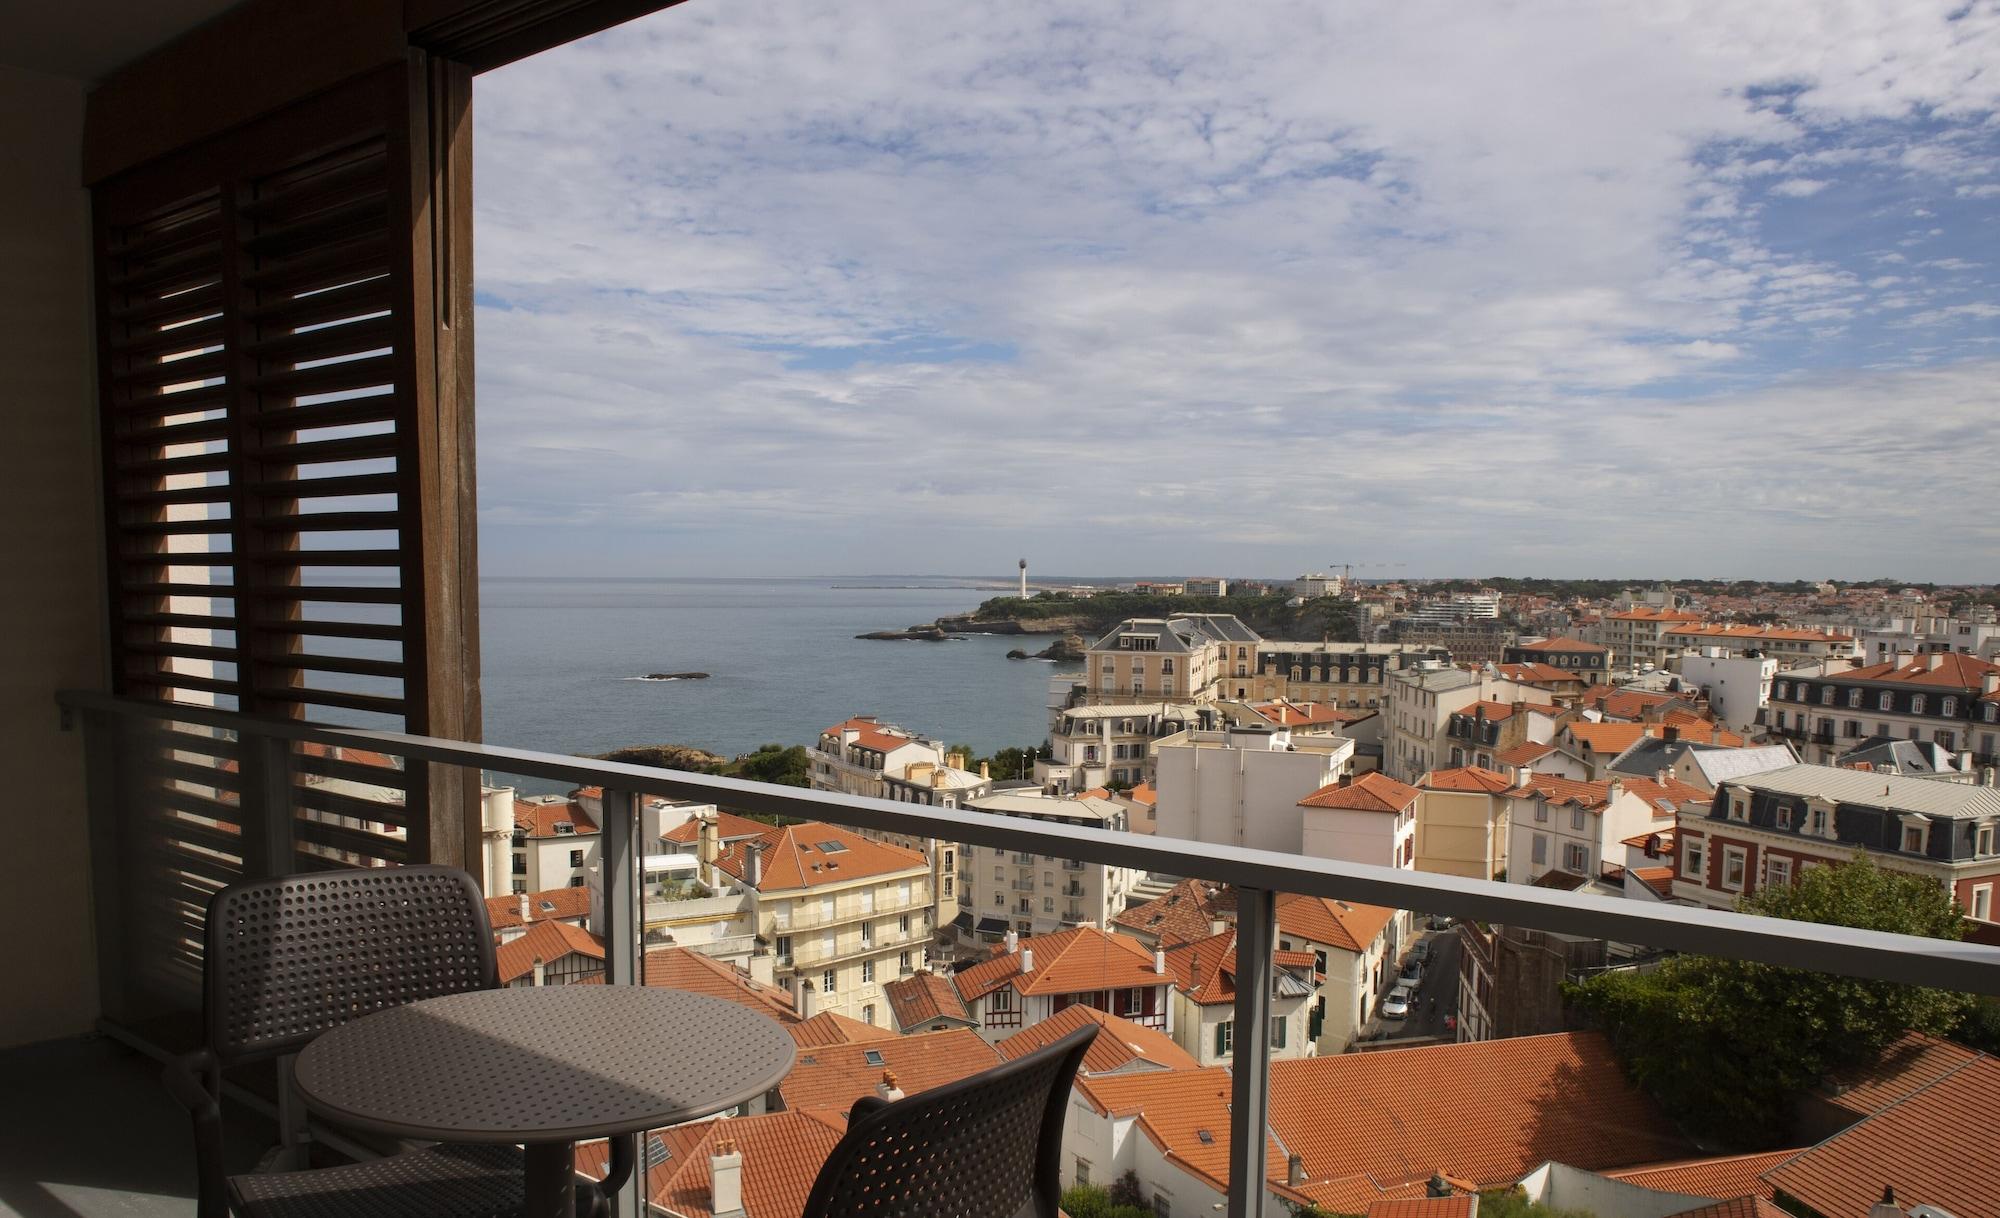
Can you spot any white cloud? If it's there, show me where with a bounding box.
[471,0,2000,579]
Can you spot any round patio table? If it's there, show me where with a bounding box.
[294,986,797,1218]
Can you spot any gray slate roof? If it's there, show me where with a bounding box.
[1723,764,2000,819]
[1834,736,1964,775]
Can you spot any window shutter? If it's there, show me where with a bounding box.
[92,59,476,905]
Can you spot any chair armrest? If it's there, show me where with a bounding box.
[162,1048,230,1218]
[846,1095,890,1122]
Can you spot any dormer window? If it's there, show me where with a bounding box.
[1911,694,1927,715]
[1941,697,1956,717]
[1730,798,1746,822]
[1820,686,1834,704]
[1978,824,1995,856]
[1848,688,1863,708]
[1900,817,1929,855]
[1775,682,1789,700]
[1880,691,1895,711]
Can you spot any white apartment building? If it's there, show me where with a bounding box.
[665,811,933,1027]
[1153,722,1353,853]
[1275,894,1403,1049]
[1161,931,1317,1065]
[1383,666,1551,784]
[810,716,947,799]
[1673,649,1779,732]
[1660,624,1858,665]
[956,792,1142,942]
[1599,607,1704,673]
[510,793,600,893]
[1505,774,1703,887]
[1298,772,1420,869]
[1037,702,1215,793]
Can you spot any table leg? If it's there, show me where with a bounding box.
[524,1141,576,1218]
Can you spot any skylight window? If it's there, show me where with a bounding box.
[818,841,849,853]
[864,1049,886,1067]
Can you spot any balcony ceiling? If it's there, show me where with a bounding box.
[0,0,242,81]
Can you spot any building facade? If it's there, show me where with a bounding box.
[1764,653,2000,766]
[955,792,1143,941]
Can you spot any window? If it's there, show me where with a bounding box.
[1942,697,1957,717]
[512,855,526,875]
[994,866,1004,881]
[1848,688,1863,708]
[1722,847,1747,890]
[1534,804,1549,824]
[993,893,1004,907]
[1215,1021,1233,1057]
[899,950,911,972]
[569,876,585,887]
[822,969,837,994]
[1532,834,1548,866]
[1776,681,1789,700]
[1903,825,1925,853]
[1154,1195,1171,1218]
[1730,799,1746,822]
[1570,808,1586,831]
[1271,1016,1288,1049]
[568,849,584,868]
[1765,856,1792,889]
[1314,950,1328,974]
[990,988,1013,1011]
[862,1003,875,1025]
[1161,658,1174,675]
[1937,730,1956,751]
[1564,843,1588,874]
[1974,885,1993,922]
[861,960,875,983]
[1777,806,1793,831]
[1821,685,1835,705]
[1682,839,1705,879]
[1979,825,1995,856]
[1879,691,1894,711]
[1076,1160,1090,1187]
[776,935,792,958]
[1912,694,1927,714]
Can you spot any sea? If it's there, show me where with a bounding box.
[479,578,1064,778]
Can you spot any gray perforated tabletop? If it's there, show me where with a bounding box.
[295,986,796,1143]
[294,986,795,1218]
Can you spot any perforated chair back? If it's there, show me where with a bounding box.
[799,1023,1097,1218]
[204,865,498,1066]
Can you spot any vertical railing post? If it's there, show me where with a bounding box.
[1228,885,1275,1218]
[78,708,130,1026]
[598,787,641,1218]
[245,731,296,880]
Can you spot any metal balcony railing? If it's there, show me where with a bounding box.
[54,689,2000,1218]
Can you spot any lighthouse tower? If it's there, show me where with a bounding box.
[1018,559,1028,599]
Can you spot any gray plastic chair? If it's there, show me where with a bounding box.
[800,1023,1097,1218]
[164,865,567,1218]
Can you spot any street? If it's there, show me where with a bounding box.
[1358,923,1461,1045]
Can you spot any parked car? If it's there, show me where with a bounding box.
[1427,914,1455,931]
[1410,939,1432,964]
[1398,958,1423,986]
[1382,986,1413,1019]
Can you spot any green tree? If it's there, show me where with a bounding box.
[1567,853,1972,1147]
[1059,1183,1152,1218]
[728,743,810,788]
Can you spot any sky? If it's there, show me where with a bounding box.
[472,0,2000,583]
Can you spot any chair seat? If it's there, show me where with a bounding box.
[228,1143,529,1218]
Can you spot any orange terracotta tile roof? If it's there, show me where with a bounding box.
[1509,772,1615,810]
[631,946,798,1022]
[1514,637,1609,654]
[1608,608,1703,622]
[779,1028,1000,1116]
[1074,1066,1283,1197]
[997,1004,1198,1075]
[1494,740,1557,766]
[1575,686,1675,717]
[1300,772,1420,814]
[881,971,972,1030]
[820,716,884,737]
[1661,1199,1788,1218]
[1609,1148,1801,1198]
[513,797,598,838]
[1364,1198,1476,1218]
[1630,866,1675,897]
[1813,1031,1983,1119]
[1622,827,1676,849]
[849,728,919,754]
[1563,721,1655,756]
[1421,766,1515,794]
[486,886,592,931]
[1454,699,1527,722]
[662,809,775,846]
[1111,878,1234,946]
[1767,1052,2000,1218]
[1081,1032,1689,1201]
[1275,893,1395,955]
[298,741,403,770]
[787,1011,900,1048]
[1496,662,1584,686]
[494,919,605,984]
[1619,774,1713,812]
[955,926,1164,1001]
[1126,781,1158,807]
[706,821,926,891]
[1837,651,2000,689]
[577,1109,846,1218]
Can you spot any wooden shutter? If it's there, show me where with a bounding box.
[93,58,477,883]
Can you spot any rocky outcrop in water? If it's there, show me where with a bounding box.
[856,626,961,641]
[595,743,728,771]
[645,671,709,680]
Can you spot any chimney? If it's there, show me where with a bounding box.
[1656,768,1669,786]
[745,842,763,888]
[698,811,720,867]
[1608,780,1626,804]
[1426,1172,1453,1199]
[519,891,531,923]
[1983,672,1999,697]
[798,981,815,1019]
[877,1070,905,1102]
[1005,929,1019,955]
[1867,1185,1906,1218]
[980,761,992,779]
[531,956,546,987]
[1209,918,1226,938]
[1663,725,1680,743]
[1154,947,1167,975]
[1287,1154,1306,1186]
[1020,947,1034,973]
[710,1139,745,1218]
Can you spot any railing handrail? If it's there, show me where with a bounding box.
[57,688,2000,997]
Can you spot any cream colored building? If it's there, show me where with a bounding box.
[1083,615,1260,705]
[1383,666,1553,784]
[668,811,933,1027]
[957,792,1143,941]
[1413,766,1515,880]
[1231,642,1450,708]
